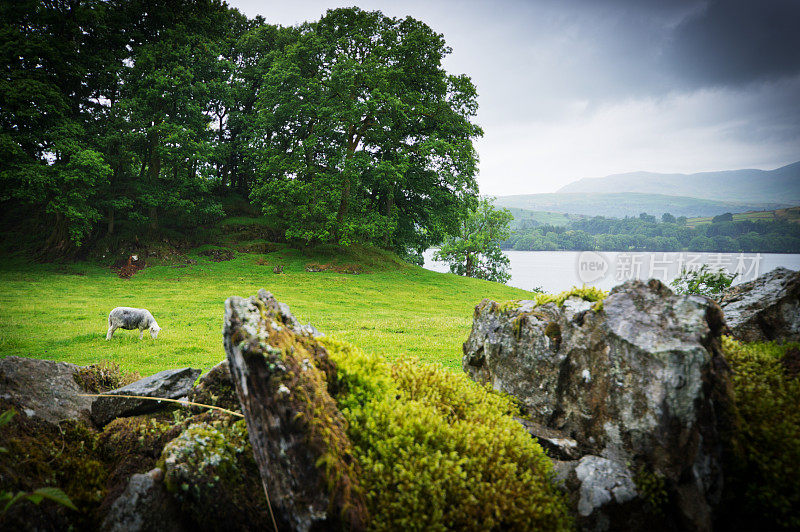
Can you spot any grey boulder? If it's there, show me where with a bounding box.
[463,280,734,531]
[91,367,201,426]
[720,266,800,342]
[0,356,93,425]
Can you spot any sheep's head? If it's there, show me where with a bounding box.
[150,323,161,339]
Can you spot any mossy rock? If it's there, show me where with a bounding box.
[186,360,240,414]
[159,421,269,530]
[0,402,107,530]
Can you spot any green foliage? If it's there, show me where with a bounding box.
[722,337,800,529]
[1,487,77,517]
[324,339,572,531]
[669,265,736,299]
[73,360,141,393]
[435,197,513,283]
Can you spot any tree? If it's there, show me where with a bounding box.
[434,198,512,283]
[248,7,481,251]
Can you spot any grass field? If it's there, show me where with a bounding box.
[0,245,533,376]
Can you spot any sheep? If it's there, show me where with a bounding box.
[106,307,161,340]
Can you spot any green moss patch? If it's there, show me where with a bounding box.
[721,337,800,529]
[323,338,572,531]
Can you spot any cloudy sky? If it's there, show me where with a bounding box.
[227,0,800,195]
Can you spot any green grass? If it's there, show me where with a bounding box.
[0,245,533,376]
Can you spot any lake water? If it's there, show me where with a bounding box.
[423,249,800,293]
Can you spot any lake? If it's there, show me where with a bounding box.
[423,249,800,293]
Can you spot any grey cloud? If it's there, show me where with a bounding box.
[666,0,800,88]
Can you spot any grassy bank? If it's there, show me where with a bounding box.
[0,245,532,375]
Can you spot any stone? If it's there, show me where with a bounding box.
[575,456,638,518]
[223,289,366,531]
[516,418,581,460]
[719,267,800,342]
[101,468,187,532]
[0,356,93,425]
[463,280,734,531]
[91,367,201,427]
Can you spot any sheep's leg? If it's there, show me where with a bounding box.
[106,325,117,340]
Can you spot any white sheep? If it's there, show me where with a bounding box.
[107,307,161,340]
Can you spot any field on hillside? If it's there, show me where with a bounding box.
[507,207,573,228]
[0,246,533,376]
[686,206,800,226]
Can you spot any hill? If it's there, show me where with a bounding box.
[556,161,800,204]
[494,192,788,218]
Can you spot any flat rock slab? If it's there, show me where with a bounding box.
[0,356,93,425]
[91,367,201,426]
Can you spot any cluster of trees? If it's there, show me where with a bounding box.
[0,1,481,259]
[503,213,800,253]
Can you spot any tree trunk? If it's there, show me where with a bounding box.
[107,208,115,236]
[383,184,394,247]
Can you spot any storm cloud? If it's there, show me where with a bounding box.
[666,0,800,88]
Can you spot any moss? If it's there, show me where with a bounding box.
[544,322,562,350]
[0,403,107,530]
[634,467,667,515]
[499,287,608,319]
[187,362,240,414]
[498,299,522,314]
[323,339,572,531]
[720,336,800,529]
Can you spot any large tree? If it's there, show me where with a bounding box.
[248,7,482,252]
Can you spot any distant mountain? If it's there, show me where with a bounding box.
[494,192,792,219]
[556,161,800,204]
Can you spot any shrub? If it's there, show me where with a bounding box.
[323,338,572,531]
[74,361,141,393]
[670,265,736,299]
[722,337,800,529]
